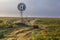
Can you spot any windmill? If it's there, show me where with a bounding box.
[17,0,26,23]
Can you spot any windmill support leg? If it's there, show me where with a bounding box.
[20,11,24,23]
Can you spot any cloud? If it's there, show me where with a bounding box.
[0,0,60,17]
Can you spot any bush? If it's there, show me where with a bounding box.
[0,32,5,39]
[0,20,3,23]
[1,20,14,28]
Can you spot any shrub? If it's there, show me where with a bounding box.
[0,20,3,23]
[0,32,5,39]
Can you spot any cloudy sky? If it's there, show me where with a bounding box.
[0,0,60,17]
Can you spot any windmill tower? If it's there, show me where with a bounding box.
[17,0,26,23]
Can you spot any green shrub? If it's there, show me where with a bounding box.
[0,20,3,23]
[0,32,5,39]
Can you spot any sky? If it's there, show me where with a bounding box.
[0,0,60,18]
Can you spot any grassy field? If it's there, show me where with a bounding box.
[0,17,60,40]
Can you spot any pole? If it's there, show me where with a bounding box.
[20,11,23,23]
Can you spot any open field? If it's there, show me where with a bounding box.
[0,17,60,40]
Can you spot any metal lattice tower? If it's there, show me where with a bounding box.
[18,0,26,23]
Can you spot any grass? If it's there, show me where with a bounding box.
[0,17,60,40]
[30,18,60,40]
